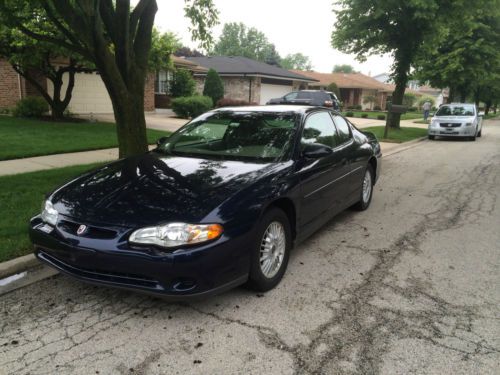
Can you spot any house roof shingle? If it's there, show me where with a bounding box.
[186,56,317,82]
[171,55,208,73]
[290,70,389,90]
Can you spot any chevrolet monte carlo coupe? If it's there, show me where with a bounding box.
[30,105,381,299]
[428,103,483,141]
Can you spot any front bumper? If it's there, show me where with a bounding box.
[29,216,251,299]
[428,125,476,137]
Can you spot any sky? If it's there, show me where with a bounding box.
[154,0,394,76]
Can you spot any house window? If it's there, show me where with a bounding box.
[155,70,172,95]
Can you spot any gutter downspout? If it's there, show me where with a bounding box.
[17,73,22,99]
[248,76,252,103]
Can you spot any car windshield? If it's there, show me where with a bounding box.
[436,105,475,116]
[159,111,298,162]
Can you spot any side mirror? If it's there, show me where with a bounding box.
[302,143,333,158]
[156,136,169,146]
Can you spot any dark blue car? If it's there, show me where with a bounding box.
[30,105,381,299]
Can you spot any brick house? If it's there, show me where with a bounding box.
[0,57,155,113]
[291,70,394,110]
[186,56,317,105]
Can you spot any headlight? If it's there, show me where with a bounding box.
[129,223,223,248]
[41,200,58,226]
[430,119,438,127]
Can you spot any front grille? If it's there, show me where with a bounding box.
[38,250,160,289]
[58,220,117,239]
[440,131,459,135]
[440,123,461,128]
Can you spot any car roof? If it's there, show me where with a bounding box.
[212,105,329,114]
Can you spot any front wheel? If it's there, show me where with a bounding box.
[428,135,435,140]
[246,208,291,292]
[354,165,374,211]
[477,129,482,137]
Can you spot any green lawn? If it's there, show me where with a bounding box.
[362,126,428,143]
[0,116,170,161]
[483,112,499,120]
[0,163,105,262]
[342,111,423,120]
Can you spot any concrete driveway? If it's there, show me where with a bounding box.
[1,121,499,374]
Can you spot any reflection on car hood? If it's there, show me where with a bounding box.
[50,151,281,227]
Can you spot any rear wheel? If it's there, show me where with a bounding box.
[354,165,374,211]
[428,135,435,140]
[246,208,291,292]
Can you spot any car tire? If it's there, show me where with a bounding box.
[246,208,291,292]
[354,165,374,211]
[477,129,482,137]
[470,135,476,141]
[428,135,435,140]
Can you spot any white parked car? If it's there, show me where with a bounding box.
[428,103,483,141]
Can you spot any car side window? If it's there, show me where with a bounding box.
[284,92,298,101]
[301,112,339,148]
[332,115,352,144]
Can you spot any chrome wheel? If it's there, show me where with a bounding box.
[259,221,286,279]
[362,169,372,203]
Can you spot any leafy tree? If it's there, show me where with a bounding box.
[0,0,218,158]
[326,82,340,97]
[332,0,451,128]
[363,94,376,110]
[203,68,224,104]
[149,29,181,71]
[0,7,90,119]
[174,46,205,57]
[212,22,281,64]
[415,0,500,104]
[171,68,196,98]
[332,64,356,73]
[281,53,312,70]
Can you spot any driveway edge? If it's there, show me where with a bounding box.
[382,136,427,157]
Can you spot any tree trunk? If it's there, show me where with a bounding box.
[388,59,410,129]
[101,69,149,158]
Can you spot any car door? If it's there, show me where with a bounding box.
[297,111,352,235]
[331,114,363,204]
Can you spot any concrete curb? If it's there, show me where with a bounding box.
[382,136,428,157]
[0,253,39,279]
[0,136,428,293]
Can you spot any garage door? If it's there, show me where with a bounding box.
[260,83,293,105]
[47,71,113,114]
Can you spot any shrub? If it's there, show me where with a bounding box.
[171,96,213,118]
[361,113,368,118]
[0,107,12,115]
[373,105,381,111]
[403,93,418,107]
[345,111,354,117]
[216,98,255,107]
[377,114,386,120]
[203,68,224,104]
[354,104,362,110]
[170,69,196,98]
[408,106,418,112]
[13,97,49,118]
[326,82,340,97]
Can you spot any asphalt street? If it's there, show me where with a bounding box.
[1,120,499,375]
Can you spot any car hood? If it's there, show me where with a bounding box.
[433,116,475,122]
[50,151,283,227]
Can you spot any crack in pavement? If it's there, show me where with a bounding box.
[184,155,500,375]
